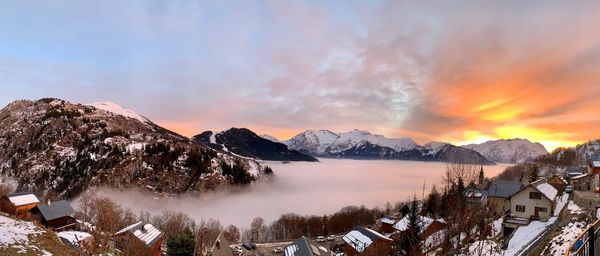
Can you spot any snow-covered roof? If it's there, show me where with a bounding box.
[532,180,558,201]
[393,215,445,232]
[285,236,328,256]
[342,227,391,253]
[571,173,590,180]
[381,216,397,225]
[58,231,92,246]
[592,161,600,168]
[114,222,163,247]
[6,193,39,206]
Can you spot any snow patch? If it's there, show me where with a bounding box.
[89,102,149,123]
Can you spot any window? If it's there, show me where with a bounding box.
[529,192,542,199]
[539,207,548,212]
[516,205,526,212]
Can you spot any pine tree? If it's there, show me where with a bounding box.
[167,228,195,256]
[478,166,485,185]
[529,164,539,182]
[424,185,440,217]
[405,196,422,255]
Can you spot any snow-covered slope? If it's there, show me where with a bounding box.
[0,214,74,255]
[463,139,548,163]
[88,102,150,123]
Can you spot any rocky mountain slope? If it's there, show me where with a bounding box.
[463,139,548,163]
[192,128,317,162]
[536,139,600,166]
[0,99,262,198]
[282,130,494,165]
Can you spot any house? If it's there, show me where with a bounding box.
[114,222,163,256]
[570,173,592,191]
[380,215,397,234]
[589,160,600,191]
[502,179,558,236]
[207,232,233,256]
[342,226,391,256]
[465,187,488,207]
[284,236,329,256]
[393,215,446,239]
[30,200,76,231]
[0,192,40,219]
[486,180,524,216]
[547,175,568,194]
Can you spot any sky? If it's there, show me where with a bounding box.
[2,1,600,151]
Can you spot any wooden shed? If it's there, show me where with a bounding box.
[342,226,391,256]
[0,192,40,219]
[30,200,76,231]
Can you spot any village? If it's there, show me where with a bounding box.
[1,161,600,256]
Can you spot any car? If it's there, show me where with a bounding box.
[316,236,326,242]
[327,235,335,241]
[242,243,253,250]
[251,243,257,250]
[273,247,283,253]
[565,185,573,193]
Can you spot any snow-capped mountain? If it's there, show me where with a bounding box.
[260,134,280,143]
[463,139,548,163]
[283,130,494,164]
[0,98,262,198]
[192,128,317,162]
[284,129,418,155]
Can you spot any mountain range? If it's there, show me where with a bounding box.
[192,128,317,162]
[0,99,262,198]
[463,139,548,164]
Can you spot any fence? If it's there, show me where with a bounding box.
[564,219,600,256]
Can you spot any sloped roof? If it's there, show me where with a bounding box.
[284,236,328,256]
[6,192,39,206]
[114,222,163,247]
[592,161,600,168]
[381,216,397,225]
[210,232,233,256]
[532,180,558,201]
[393,215,445,232]
[342,226,391,253]
[35,200,74,221]
[487,180,523,198]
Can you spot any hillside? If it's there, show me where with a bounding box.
[0,99,262,198]
[192,128,317,162]
[0,214,77,255]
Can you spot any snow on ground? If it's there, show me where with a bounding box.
[541,221,586,256]
[502,195,569,255]
[126,142,147,153]
[467,240,503,256]
[568,201,583,215]
[492,217,503,237]
[0,215,52,255]
[57,231,92,246]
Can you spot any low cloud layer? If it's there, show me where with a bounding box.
[2,1,600,150]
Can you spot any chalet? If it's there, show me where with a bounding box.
[30,200,76,231]
[380,215,398,234]
[207,232,233,256]
[464,187,488,207]
[284,236,329,256]
[589,160,600,191]
[342,226,391,256]
[502,179,558,236]
[114,222,163,256]
[486,180,523,216]
[570,173,592,191]
[547,175,568,194]
[0,192,40,219]
[393,215,446,239]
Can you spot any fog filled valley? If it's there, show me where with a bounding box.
[81,159,509,229]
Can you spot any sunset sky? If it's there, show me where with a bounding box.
[2,1,600,151]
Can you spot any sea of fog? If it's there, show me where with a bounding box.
[88,159,509,229]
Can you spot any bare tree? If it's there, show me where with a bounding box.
[250,217,268,243]
[223,224,241,243]
[152,211,195,240]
